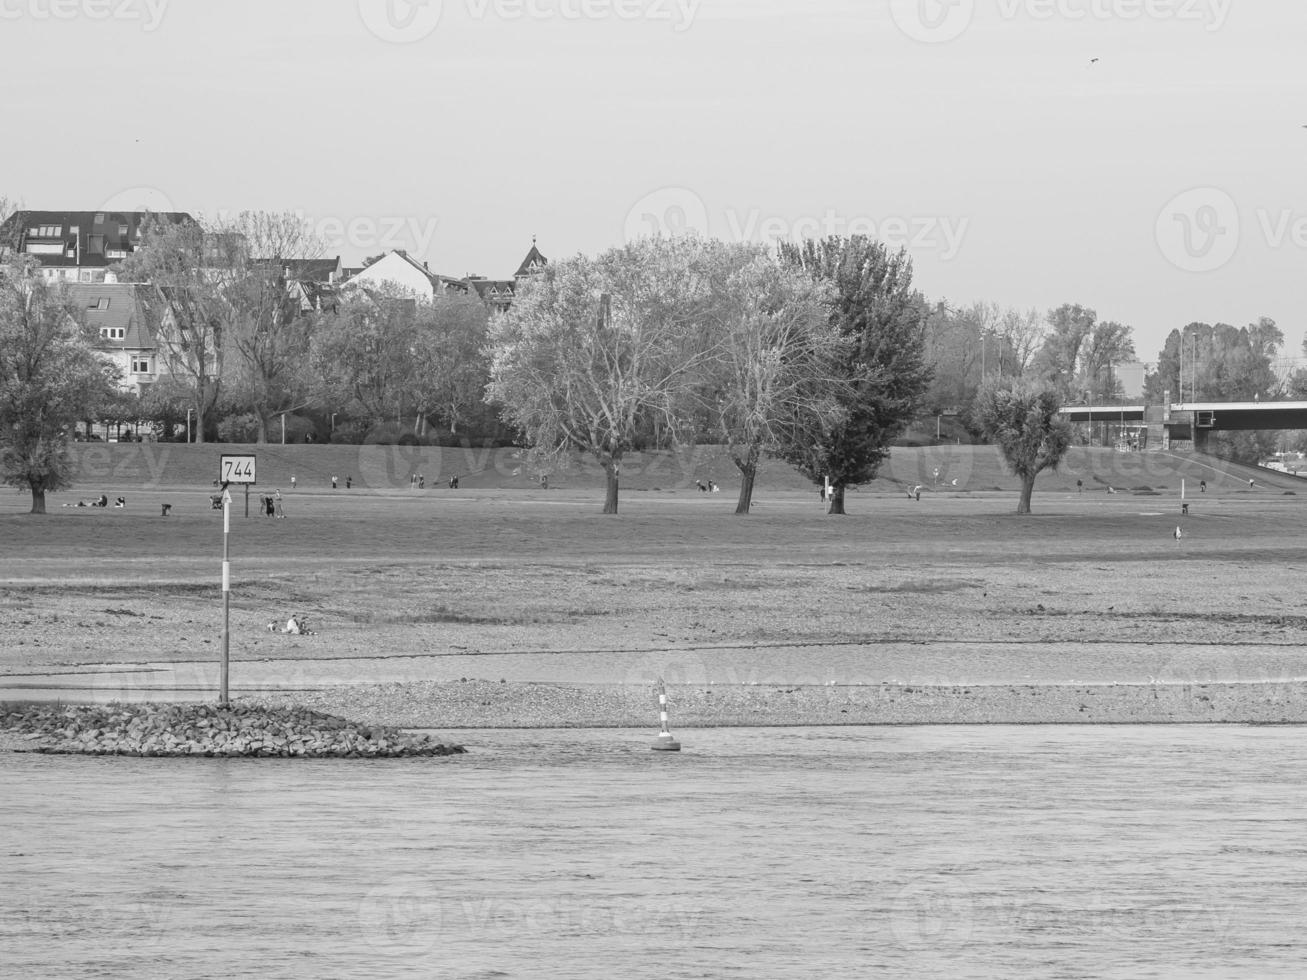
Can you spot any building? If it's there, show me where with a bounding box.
[64,282,168,395]
[339,241,549,311]
[256,256,344,314]
[0,209,193,282]
[337,250,465,303]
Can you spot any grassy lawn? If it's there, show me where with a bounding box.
[2,445,1306,678]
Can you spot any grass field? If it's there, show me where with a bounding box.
[3,446,1307,694]
[56,440,1298,496]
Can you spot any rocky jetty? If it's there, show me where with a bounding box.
[0,702,466,758]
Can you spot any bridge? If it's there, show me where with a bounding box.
[1060,401,1307,451]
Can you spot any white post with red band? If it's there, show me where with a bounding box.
[651,676,681,752]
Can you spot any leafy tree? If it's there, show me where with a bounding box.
[407,292,492,437]
[0,258,118,513]
[113,217,233,443]
[777,236,932,514]
[1079,320,1136,402]
[697,242,846,514]
[486,238,720,514]
[975,378,1073,515]
[312,286,419,427]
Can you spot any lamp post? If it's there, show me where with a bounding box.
[1182,329,1198,404]
[331,412,338,434]
[281,413,286,446]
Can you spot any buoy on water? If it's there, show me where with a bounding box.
[651,677,681,752]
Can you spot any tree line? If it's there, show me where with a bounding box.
[2,198,1301,515]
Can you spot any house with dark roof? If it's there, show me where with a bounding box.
[513,240,547,280]
[337,241,549,312]
[0,210,193,283]
[65,282,169,394]
[253,256,344,314]
[462,240,549,313]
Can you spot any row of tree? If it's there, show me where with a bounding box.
[1,193,1299,514]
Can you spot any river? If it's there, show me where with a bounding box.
[4,725,1306,979]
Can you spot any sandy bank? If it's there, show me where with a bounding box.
[257,679,1307,729]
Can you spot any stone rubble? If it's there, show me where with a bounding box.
[0,701,466,758]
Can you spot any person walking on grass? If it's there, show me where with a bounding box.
[290,475,297,490]
[274,489,285,519]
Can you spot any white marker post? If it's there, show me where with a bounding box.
[216,455,256,707]
[651,677,681,752]
[220,487,231,706]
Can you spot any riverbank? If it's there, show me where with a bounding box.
[256,679,1307,728]
[6,681,1307,753]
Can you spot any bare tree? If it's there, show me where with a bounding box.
[225,212,325,442]
[698,242,846,514]
[486,238,721,514]
[114,217,233,443]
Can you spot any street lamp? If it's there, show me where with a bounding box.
[1181,329,1198,404]
[331,412,338,433]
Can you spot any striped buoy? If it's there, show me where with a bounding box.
[651,677,681,752]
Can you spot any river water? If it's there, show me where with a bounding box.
[4,725,1306,979]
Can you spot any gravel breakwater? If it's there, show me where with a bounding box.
[260,679,1307,728]
[0,702,466,757]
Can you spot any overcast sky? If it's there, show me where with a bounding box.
[2,0,1303,364]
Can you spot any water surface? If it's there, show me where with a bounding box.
[4,726,1306,979]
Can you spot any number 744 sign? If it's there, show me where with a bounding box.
[219,454,257,485]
